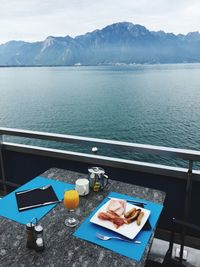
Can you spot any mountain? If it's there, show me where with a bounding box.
[1,22,200,66]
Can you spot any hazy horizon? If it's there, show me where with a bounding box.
[1,0,200,44]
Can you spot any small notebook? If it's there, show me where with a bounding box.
[15,185,59,212]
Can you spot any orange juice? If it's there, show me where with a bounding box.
[64,190,79,210]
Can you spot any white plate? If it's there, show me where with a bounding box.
[90,199,151,240]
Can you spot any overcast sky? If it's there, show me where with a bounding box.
[0,0,200,44]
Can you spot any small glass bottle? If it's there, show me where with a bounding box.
[34,225,45,252]
[26,222,36,249]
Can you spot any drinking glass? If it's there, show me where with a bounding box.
[64,190,79,227]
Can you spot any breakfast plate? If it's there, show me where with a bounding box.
[90,199,151,239]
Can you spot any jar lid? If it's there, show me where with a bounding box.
[34,225,43,233]
[88,167,105,174]
[26,222,35,230]
[36,237,43,247]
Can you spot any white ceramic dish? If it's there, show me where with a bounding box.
[90,199,151,239]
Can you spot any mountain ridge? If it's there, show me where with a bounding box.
[1,22,200,66]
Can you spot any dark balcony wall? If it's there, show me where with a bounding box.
[1,149,199,239]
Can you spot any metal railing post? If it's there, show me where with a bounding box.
[0,134,7,194]
[179,160,193,264]
[185,160,193,220]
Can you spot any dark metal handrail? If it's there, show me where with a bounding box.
[0,127,200,192]
[1,127,200,161]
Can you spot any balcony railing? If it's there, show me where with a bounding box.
[1,127,200,191]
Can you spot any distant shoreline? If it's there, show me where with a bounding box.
[1,62,200,68]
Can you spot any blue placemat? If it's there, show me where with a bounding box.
[74,192,164,262]
[0,176,74,224]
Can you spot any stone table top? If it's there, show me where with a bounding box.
[0,168,165,267]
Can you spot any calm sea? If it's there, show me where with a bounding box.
[0,64,200,167]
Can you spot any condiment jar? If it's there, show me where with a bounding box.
[34,225,45,252]
[26,222,36,249]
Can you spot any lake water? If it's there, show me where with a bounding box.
[0,64,200,167]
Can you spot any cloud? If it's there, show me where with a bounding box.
[0,0,200,44]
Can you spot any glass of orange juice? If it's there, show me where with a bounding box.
[64,190,79,227]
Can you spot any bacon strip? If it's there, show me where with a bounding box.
[98,212,125,228]
[98,212,115,220]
